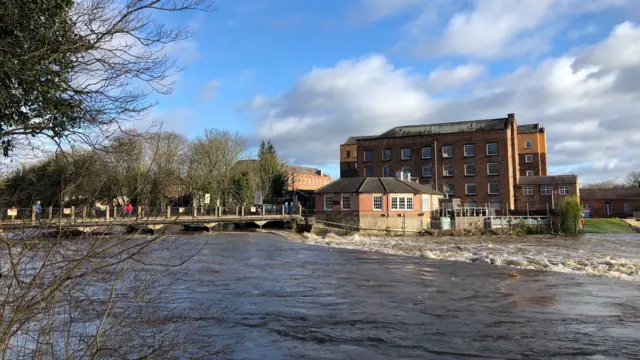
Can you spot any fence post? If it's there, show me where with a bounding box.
[166,206,170,218]
[82,206,87,220]
[113,205,118,219]
[31,207,36,223]
[138,206,142,218]
[106,205,110,220]
[48,206,53,220]
[193,206,197,217]
[282,205,285,216]
[298,203,302,215]
[71,206,75,220]
[236,205,239,217]
[241,205,245,217]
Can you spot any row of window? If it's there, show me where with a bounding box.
[324,195,433,212]
[585,201,632,216]
[364,162,501,178]
[444,182,501,196]
[522,186,571,196]
[291,176,329,186]
[363,143,500,162]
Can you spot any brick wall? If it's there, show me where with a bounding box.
[356,128,516,211]
[517,130,548,176]
[516,183,579,213]
[582,199,640,218]
[340,143,358,178]
[289,172,331,191]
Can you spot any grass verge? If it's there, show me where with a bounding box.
[581,218,635,234]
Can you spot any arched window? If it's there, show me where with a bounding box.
[605,202,612,216]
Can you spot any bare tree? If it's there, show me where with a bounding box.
[626,171,640,188]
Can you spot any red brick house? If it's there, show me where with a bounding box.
[314,177,444,232]
[516,175,579,213]
[581,188,640,218]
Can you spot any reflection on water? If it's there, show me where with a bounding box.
[151,233,639,359]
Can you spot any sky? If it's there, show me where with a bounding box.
[140,0,640,184]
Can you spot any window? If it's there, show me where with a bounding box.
[525,140,532,149]
[421,195,430,212]
[523,186,533,195]
[383,148,392,161]
[373,196,383,210]
[464,144,475,157]
[422,164,433,177]
[487,162,500,175]
[401,148,412,160]
[559,186,570,195]
[422,146,432,159]
[402,167,412,178]
[346,150,351,158]
[364,166,373,177]
[624,202,632,214]
[444,183,455,196]
[525,154,533,163]
[490,201,501,211]
[488,182,500,195]
[486,142,499,156]
[324,196,333,211]
[391,196,414,211]
[605,202,612,216]
[541,185,552,195]
[383,166,394,177]
[442,145,453,158]
[526,171,534,176]
[443,164,454,177]
[341,195,351,210]
[467,201,478,208]
[465,163,476,176]
[586,202,593,210]
[466,183,477,195]
[364,150,373,162]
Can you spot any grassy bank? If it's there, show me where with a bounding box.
[581,218,635,234]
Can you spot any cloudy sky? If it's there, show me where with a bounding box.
[145,0,640,184]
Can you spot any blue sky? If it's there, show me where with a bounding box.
[142,0,640,184]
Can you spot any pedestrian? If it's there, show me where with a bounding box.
[284,201,289,214]
[125,202,134,218]
[34,201,42,220]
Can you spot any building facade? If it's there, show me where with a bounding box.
[342,114,521,213]
[515,176,579,213]
[288,166,332,191]
[580,188,640,218]
[314,177,444,231]
[517,123,548,177]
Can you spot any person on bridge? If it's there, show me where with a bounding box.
[34,201,42,220]
[125,202,134,218]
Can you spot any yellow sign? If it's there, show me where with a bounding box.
[7,209,17,216]
[250,206,256,212]
[178,207,185,213]
[63,208,72,215]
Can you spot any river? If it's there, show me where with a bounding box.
[151,232,639,359]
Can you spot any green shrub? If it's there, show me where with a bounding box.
[558,196,582,235]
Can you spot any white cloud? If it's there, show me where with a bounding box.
[198,80,222,102]
[426,63,485,91]
[244,21,640,184]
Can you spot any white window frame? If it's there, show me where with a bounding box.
[466,183,477,195]
[364,150,373,162]
[421,146,432,159]
[559,186,570,195]
[465,163,476,176]
[464,144,475,157]
[373,195,383,211]
[525,154,533,163]
[525,140,532,149]
[422,164,432,178]
[383,166,393,178]
[605,202,612,216]
[324,195,333,211]
[390,195,414,211]
[523,186,533,196]
[443,164,454,177]
[401,148,412,160]
[541,185,552,196]
[341,194,351,211]
[382,148,392,161]
[444,183,455,196]
[486,142,499,156]
[488,182,500,195]
[421,195,430,212]
[526,170,534,176]
[487,162,500,176]
[442,145,453,158]
[364,166,373,177]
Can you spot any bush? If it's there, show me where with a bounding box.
[558,196,582,235]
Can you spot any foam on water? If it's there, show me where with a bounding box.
[301,233,640,281]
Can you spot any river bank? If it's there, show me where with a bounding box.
[289,231,640,281]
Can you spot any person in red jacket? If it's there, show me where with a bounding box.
[125,202,134,218]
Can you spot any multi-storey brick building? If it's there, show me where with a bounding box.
[516,176,579,213]
[288,166,332,191]
[517,123,548,177]
[339,113,575,214]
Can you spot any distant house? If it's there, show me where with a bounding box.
[581,188,640,218]
[516,175,579,213]
[313,177,444,232]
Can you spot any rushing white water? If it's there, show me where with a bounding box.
[300,232,640,281]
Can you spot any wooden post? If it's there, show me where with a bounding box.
[48,206,53,219]
[241,205,245,217]
[282,205,285,216]
[31,207,36,222]
[71,206,75,220]
[298,203,302,215]
[166,206,171,218]
[193,206,197,217]
[82,206,87,220]
[106,205,110,221]
[236,206,239,217]
[138,206,142,218]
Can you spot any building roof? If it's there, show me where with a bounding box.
[581,188,640,200]
[315,177,443,195]
[343,135,377,145]
[376,118,510,139]
[517,123,544,134]
[288,165,326,176]
[518,175,578,185]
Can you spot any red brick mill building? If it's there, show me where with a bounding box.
[339,113,578,215]
[581,188,640,218]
